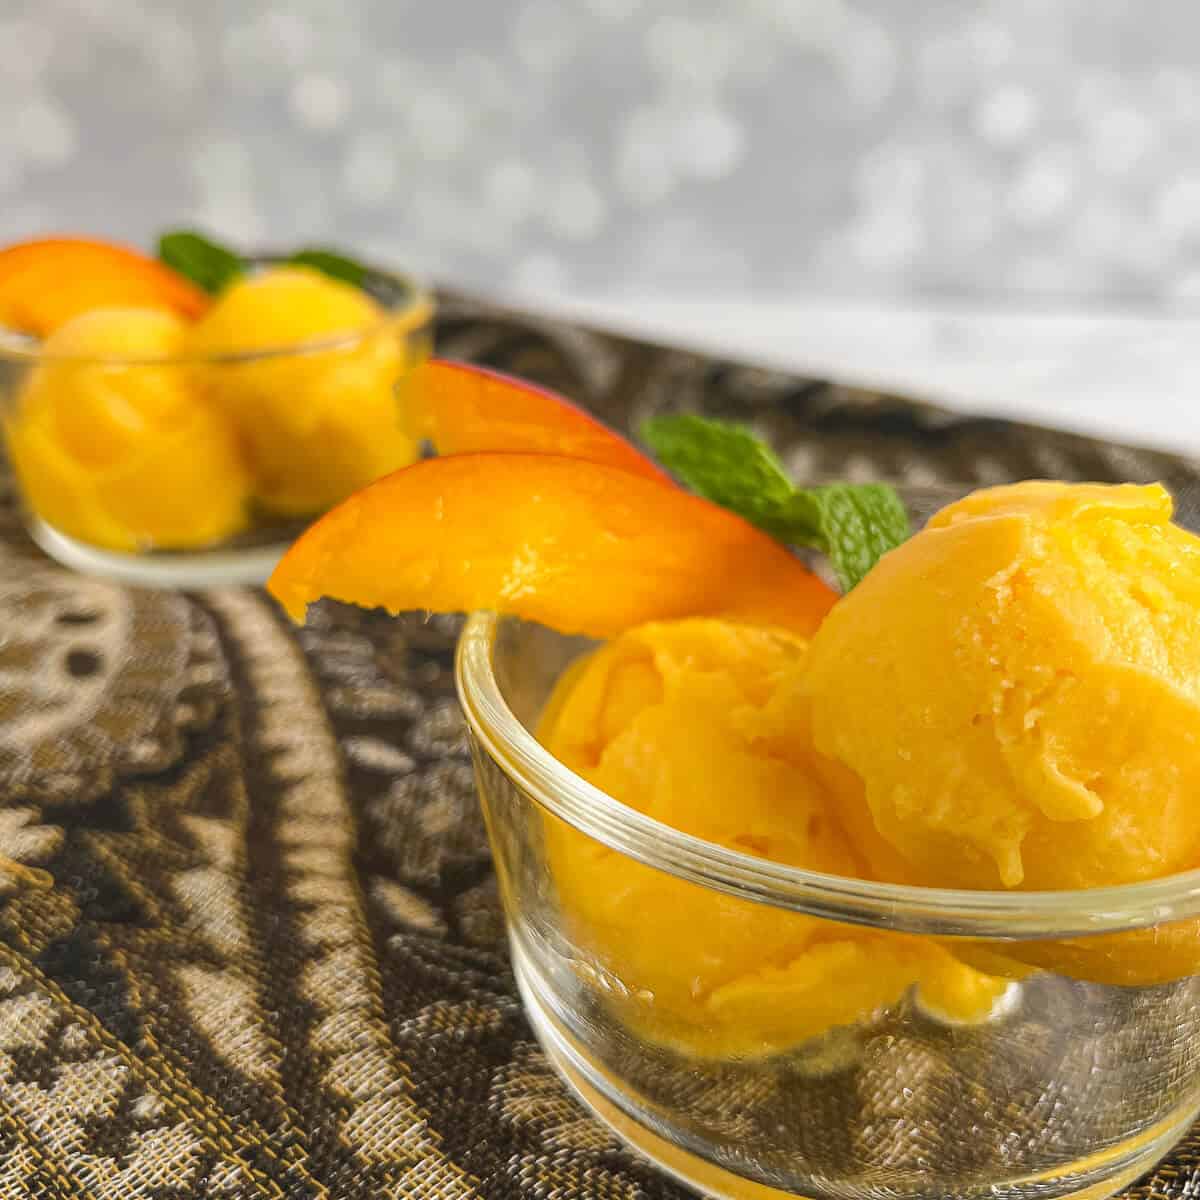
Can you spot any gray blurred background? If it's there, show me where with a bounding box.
[5,0,1200,310]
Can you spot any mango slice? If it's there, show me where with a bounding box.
[411,358,667,480]
[267,453,837,638]
[0,238,208,335]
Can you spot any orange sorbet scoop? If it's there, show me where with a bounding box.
[267,452,836,639]
[0,237,209,336]
[410,359,667,481]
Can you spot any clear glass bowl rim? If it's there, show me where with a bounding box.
[456,610,1200,941]
[0,254,433,367]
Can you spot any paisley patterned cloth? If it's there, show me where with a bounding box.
[1,295,1199,1199]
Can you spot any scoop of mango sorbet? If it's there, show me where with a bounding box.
[538,618,1010,1059]
[187,267,421,516]
[796,480,1200,894]
[5,307,249,551]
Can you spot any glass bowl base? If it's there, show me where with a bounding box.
[28,517,288,589]
[512,937,1195,1200]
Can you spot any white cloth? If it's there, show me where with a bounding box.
[530,296,1200,459]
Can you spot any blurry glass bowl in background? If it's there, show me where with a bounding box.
[0,258,432,588]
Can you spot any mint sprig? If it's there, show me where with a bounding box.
[287,247,368,288]
[157,229,372,293]
[158,231,245,294]
[783,484,911,591]
[638,413,795,536]
[641,414,909,591]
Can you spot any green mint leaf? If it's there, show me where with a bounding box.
[641,413,909,591]
[159,232,371,294]
[640,414,795,534]
[786,484,910,592]
[287,247,370,288]
[157,230,246,294]
[773,490,826,553]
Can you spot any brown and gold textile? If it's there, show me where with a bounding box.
[1,294,1198,1198]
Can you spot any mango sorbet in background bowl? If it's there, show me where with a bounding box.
[0,236,432,587]
[266,360,1200,1199]
[5,308,250,555]
[187,266,427,520]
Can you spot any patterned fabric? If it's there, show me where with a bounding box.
[1,295,1198,1198]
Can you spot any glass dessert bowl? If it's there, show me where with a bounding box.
[263,361,1200,1200]
[457,611,1200,1200]
[0,253,432,587]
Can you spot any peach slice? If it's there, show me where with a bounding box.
[409,359,667,481]
[267,452,837,638]
[0,237,209,336]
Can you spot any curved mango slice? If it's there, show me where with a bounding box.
[410,359,666,481]
[0,238,209,335]
[267,452,837,638]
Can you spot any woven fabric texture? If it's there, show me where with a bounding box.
[0,295,1198,1198]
